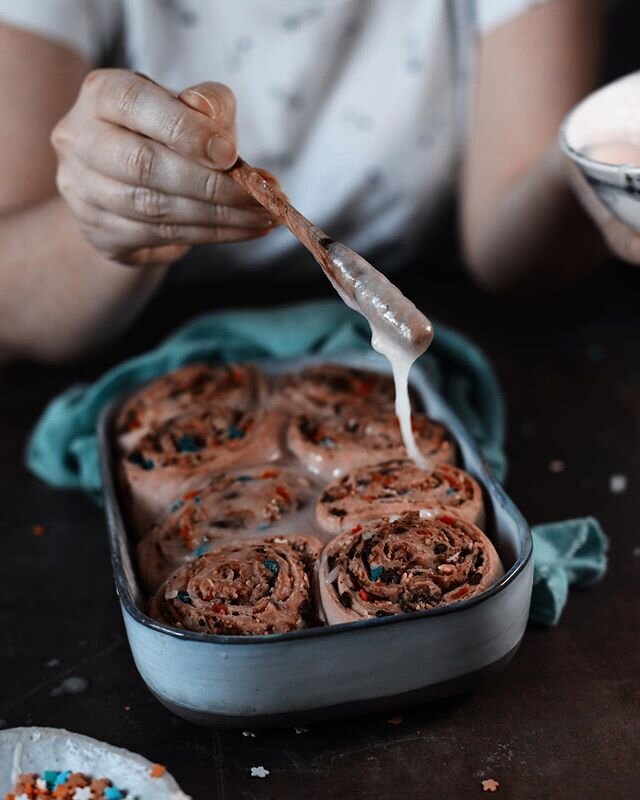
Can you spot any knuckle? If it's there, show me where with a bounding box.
[153,222,180,241]
[214,203,232,225]
[163,109,191,147]
[203,170,221,201]
[115,77,144,118]
[127,142,156,184]
[80,69,104,96]
[50,117,70,152]
[131,186,169,218]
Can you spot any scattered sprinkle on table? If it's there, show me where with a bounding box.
[387,715,403,725]
[481,778,500,792]
[632,547,640,558]
[32,523,45,537]
[294,727,308,734]
[609,474,628,494]
[548,459,566,474]
[250,766,270,778]
[242,730,256,738]
[149,764,166,779]
[46,658,60,668]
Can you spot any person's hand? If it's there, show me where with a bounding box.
[51,69,277,266]
[567,158,640,265]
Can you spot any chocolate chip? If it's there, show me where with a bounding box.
[339,591,353,609]
[434,543,447,554]
[469,572,482,585]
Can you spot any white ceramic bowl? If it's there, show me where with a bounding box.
[560,71,640,231]
[99,352,533,728]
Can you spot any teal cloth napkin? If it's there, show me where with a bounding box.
[25,299,607,625]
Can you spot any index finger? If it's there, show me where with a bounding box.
[88,69,238,169]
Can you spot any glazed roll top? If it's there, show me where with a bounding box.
[288,407,455,479]
[137,466,316,592]
[150,536,322,635]
[116,362,267,452]
[317,460,484,534]
[274,364,396,414]
[319,511,504,625]
[121,406,284,532]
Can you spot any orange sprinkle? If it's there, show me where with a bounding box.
[438,514,455,525]
[351,524,363,534]
[211,603,228,614]
[32,524,45,537]
[450,586,470,600]
[183,490,200,501]
[387,714,404,725]
[261,469,279,479]
[358,589,370,602]
[275,485,291,501]
[150,764,166,779]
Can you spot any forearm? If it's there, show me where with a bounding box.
[0,197,167,364]
[462,144,608,297]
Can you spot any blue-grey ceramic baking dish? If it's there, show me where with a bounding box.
[98,351,533,728]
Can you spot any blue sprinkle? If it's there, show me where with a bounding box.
[105,788,124,800]
[127,451,155,470]
[237,475,254,482]
[44,771,60,789]
[370,566,384,581]
[54,771,71,786]
[177,434,205,453]
[446,488,457,496]
[171,499,184,512]
[194,495,202,504]
[227,425,245,439]
[264,558,280,576]
[177,591,192,605]
[193,544,207,557]
[258,523,271,531]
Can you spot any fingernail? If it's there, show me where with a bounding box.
[207,135,237,168]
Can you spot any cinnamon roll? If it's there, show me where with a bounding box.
[317,460,484,535]
[318,511,503,624]
[274,364,395,414]
[116,362,267,452]
[137,466,316,592]
[150,536,322,635]
[287,408,455,479]
[121,405,284,532]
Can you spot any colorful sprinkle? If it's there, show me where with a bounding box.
[237,475,254,482]
[370,566,384,581]
[149,764,166,779]
[183,490,200,501]
[250,766,270,779]
[446,487,456,496]
[264,559,280,576]
[170,499,184,512]
[358,589,370,602]
[127,451,155,470]
[227,425,245,439]
[193,544,207,557]
[176,434,205,453]
[104,788,124,799]
[177,591,192,605]
[32,523,46,537]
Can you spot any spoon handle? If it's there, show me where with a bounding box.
[227,157,338,279]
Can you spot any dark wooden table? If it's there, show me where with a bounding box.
[1,258,639,800]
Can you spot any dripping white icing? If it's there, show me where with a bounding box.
[583,141,640,166]
[323,241,434,470]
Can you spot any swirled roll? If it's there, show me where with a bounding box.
[274,364,395,414]
[121,406,284,532]
[287,407,455,479]
[137,466,316,592]
[318,511,503,624]
[317,459,484,535]
[149,536,322,635]
[116,362,267,452]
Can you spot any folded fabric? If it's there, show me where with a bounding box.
[25,299,607,625]
[529,517,608,625]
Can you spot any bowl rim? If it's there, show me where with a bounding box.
[100,352,534,647]
[559,69,640,175]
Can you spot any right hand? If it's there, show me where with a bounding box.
[51,69,277,266]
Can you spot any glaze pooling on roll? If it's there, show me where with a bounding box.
[316,460,484,535]
[274,364,396,414]
[121,406,284,532]
[137,466,316,592]
[150,536,322,635]
[318,511,504,625]
[287,407,454,480]
[116,363,267,453]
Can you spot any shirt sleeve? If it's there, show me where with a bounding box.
[0,0,122,63]
[475,0,549,33]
